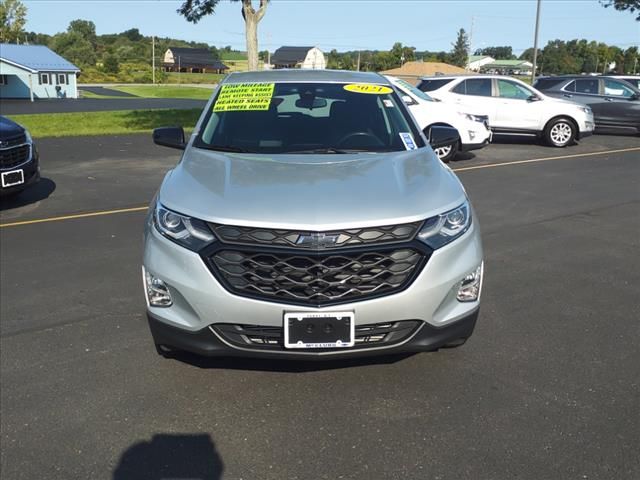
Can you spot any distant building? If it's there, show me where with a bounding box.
[0,44,80,101]
[270,46,326,69]
[162,48,229,74]
[481,60,534,75]
[467,55,495,72]
[381,61,467,85]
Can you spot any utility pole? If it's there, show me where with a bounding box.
[357,51,361,72]
[531,0,542,84]
[152,35,156,85]
[178,56,181,85]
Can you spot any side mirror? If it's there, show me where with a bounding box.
[630,93,640,101]
[401,94,416,105]
[428,126,460,149]
[153,126,186,150]
[528,94,541,102]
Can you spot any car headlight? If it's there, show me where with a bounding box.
[458,112,486,123]
[580,106,592,115]
[417,200,472,249]
[153,202,215,251]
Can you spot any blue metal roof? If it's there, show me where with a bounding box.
[0,44,80,73]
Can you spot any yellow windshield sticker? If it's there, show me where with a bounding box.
[213,83,275,112]
[343,84,393,95]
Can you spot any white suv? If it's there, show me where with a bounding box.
[417,75,595,147]
[386,75,492,162]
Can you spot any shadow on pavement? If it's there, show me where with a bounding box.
[113,433,223,480]
[166,350,416,372]
[0,177,56,211]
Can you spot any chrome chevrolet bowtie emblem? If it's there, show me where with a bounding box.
[296,232,340,248]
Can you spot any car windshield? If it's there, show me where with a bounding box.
[393,78,435,102]
[197,82,425,154]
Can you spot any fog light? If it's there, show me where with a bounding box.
[144,269,173,307]
[456,263,483,302]
[468,130,476,141]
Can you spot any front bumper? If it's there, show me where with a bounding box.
[143,216,483,358]
[148,308,479,359]
[0,147,40,196]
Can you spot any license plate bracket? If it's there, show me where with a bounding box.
[1,169,24,188]
[284,312,355,349]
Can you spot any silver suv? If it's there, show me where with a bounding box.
[143,70,483,359]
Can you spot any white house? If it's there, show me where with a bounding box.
[0,44,80,101]
[270,46,326,70]
[467,55,495,72]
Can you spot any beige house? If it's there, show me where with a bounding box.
[381,61,467,85]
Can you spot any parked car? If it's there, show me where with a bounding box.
[144,70,483,360]
[0,116,39,196]
[385,75,492,162]
[417,75,595,147]
[533,75,640,135]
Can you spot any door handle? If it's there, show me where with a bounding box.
[563,94,573,98]
[604,97,613,102]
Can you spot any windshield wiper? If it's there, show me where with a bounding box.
[285,147,371,154]
[203,144,255,153]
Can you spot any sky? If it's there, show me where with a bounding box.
[23,0,640,55]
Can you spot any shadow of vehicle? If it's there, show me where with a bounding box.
[113,433,223,480]
[452,151,476,162]
[164,350,417,373]
[0,178,56,211]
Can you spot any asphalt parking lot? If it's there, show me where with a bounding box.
[1,133,639,479]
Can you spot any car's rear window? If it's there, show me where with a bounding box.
[416,79,454,92]
[196,82,425,154]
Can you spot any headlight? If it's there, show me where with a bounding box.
[417,200,472,249]
[582,107,592,115]
[153,202,215,251]
[458,112,486,123]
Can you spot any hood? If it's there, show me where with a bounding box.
[0,116,26,140]
[540,94,587,109]
[159,147,466,230]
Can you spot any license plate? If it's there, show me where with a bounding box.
[284,312,355,349]
[1,169,24,188]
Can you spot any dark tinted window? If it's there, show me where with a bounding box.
[198,82,425,154]
[620,77,640,89]
[417,79,454,92]
[574,79,599,94]
[453,79,492,97]
[563,81,576,92]
[534,78,565,90]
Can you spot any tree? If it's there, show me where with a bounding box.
[68,19,97,47]
[450,28,469,68]
[0,0,27,43]
[178,0,269,71]
[122,28,143,42]
[50,30,96,67]
[474,46,515,60]
[102,54,120,74]
[600,0,640,20]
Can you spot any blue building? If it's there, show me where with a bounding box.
[0,44,80,101]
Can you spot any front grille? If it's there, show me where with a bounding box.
[0,145,30,169]
[208,247,426,306]
[213,321,421,351]
[0,134,27,149]
[210,222,422,249]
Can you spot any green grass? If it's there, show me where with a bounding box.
[112,85,214,99]
[7,109,202,138]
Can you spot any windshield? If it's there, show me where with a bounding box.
[393,78,434,102]
[197,82,425,154]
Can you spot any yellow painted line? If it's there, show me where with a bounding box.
[1,146,638,229]
[0,206,148,228]
[452,146,640,172]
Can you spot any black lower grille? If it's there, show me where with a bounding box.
[208,247,426,306]
[0,145,30,169]
[213,321,421,350]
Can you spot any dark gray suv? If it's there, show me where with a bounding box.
[534,76,640,135]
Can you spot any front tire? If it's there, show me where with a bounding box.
[544,117,576,147]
